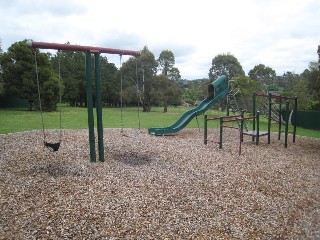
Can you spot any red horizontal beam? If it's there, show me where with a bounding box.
[28,40,140,57]
[236,116,255,121]
[207,115,241,121]
[222,119,239,123]
[222,116,255,123]
[207,117,220,121]
[255,93,295,100]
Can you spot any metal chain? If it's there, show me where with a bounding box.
[34,51,46,143]
[58,50,63,142]
[120,55,124,133]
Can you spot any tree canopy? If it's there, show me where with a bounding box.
[0,39,3,95]
[1,40,319,113]
[248,64,276,82]
[0,38,3,54]
[1,40,60,111]
[158,50,175,76]
[209,53,245,80]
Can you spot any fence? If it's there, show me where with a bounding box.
[0,96,28,108]
[282,110,320,130]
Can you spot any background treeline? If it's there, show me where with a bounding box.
[0,40,319,113]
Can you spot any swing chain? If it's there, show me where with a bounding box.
[34,51,46,143]
[34,50,63,151]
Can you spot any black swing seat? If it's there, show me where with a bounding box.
[44,141,61,152]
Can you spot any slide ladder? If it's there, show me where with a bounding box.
[227,80,248,130]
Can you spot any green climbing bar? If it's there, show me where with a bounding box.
[86,52,96,162]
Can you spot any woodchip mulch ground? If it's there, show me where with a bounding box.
[0,128,319,239]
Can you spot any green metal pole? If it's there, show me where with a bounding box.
[252,93,256,142]
[285,101,289,148]
[219,117,223,149]
[226,97,230,116]
[204,115,208,145]
[268,93,272,144]
[278,99,282,140]
[94,53,105,162]
[86,52,96,162]
[293,97,297,143]
[256,111,260,145]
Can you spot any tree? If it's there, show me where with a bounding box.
[1,40,60,111]
[248,64,276,83]
[208,53,245,80]
[281,72,311,110]
[181,79,210,105]
[156,50,182,112]
[158,50,175,76]
[306,61,320,111]
[100,56,119,106]
[152,75,182,112]
[0,38,3,54]
[308,61,319,72]
[248,64,277,93]
[168,67,181,82]
[318,45,320,70]
[232,76,263,112]
[0,38,3,95]
[304,47,320,110]
[121,46,158,112]
[50,48,86,107]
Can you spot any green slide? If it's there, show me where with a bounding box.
[148,75,229,136]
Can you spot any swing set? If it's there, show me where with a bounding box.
[29,40,140,162]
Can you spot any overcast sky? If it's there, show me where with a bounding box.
[1,0,319,79]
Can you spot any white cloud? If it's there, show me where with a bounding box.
[1,0,319,79]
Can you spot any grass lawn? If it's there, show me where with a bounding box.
[1,106,320,138]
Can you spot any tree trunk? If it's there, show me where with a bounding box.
[28,100,33,111]
[142,103,151,112]
[163,99,168,113]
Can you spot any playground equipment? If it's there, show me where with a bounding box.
[148,75,229,135]
[258,90,286,124]
[226,80,247,115]
[204,111,266,155]
[253,92,298,145]
[226,80,249,130]
[29,40,140,162]
[34,50,63,152]
[204,92,298,154]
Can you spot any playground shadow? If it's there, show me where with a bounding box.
[29,162,85,178]
[112,152,152,167]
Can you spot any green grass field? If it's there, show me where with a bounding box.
[1,106,319,138]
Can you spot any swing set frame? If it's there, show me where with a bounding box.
[29,40,140,162]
